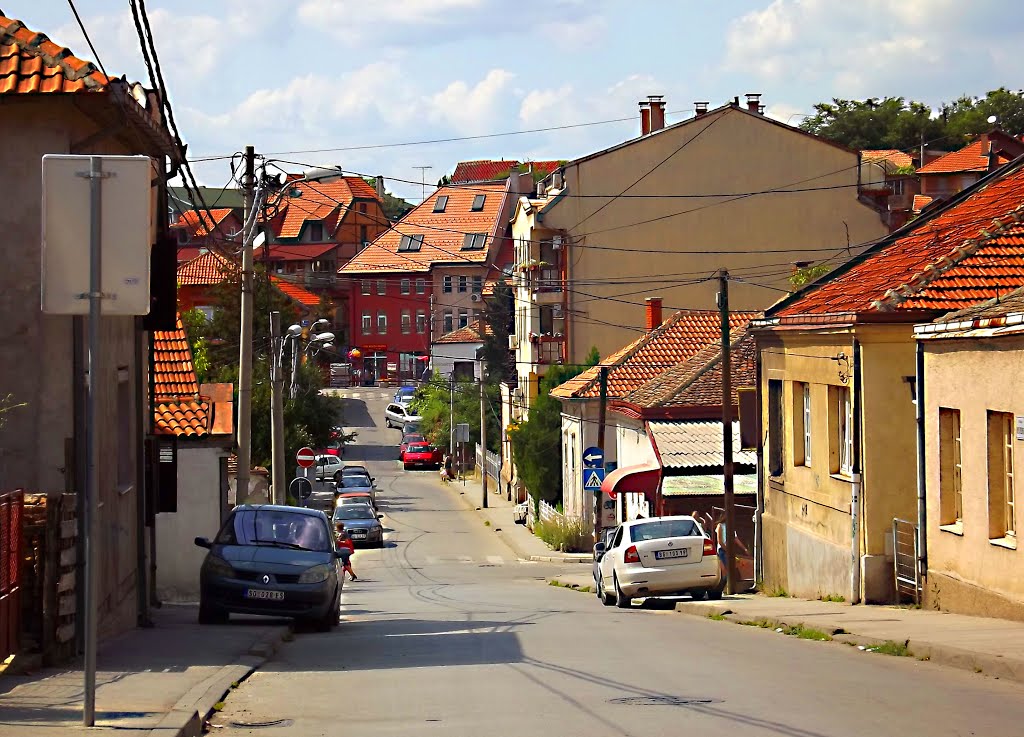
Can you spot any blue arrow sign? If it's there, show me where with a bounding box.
[583,468,605,490]
[583,446,604,469]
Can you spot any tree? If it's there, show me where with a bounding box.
[789,264,833,290]
[363,177,413,221]
[479,281,513,381]
[180,307,211,384]
[411,372,500,455]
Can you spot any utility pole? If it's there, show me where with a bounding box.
[719,270,738,595]
[480,368,488,508]
[595,366,609,535]
[270,311,286,504]
[236,145,256,496]
[449,372,455,458]
[414,165,432,202]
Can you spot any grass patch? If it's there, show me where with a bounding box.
[484,520,491,527]
[707,613,728,621]
[548,579,593,594]
[739,618,776,629]
[534,516,592,553]
[869,640,912,657]
[212,702,225,712]
[819,593,845,603]
[578,586,593,594]
[765,586,790,598]
[781,624,832,641]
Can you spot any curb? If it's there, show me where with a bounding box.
[672,601,1024,685]
[529,554,593,564]
[144,626,289,737]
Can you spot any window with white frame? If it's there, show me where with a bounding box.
[939,408,963,527]
[361,280,370,295]
[793,382,811,467]
[377,311,387,334]
[401,279,410,295]
[829,385,853,475]
[401,310,411,334]
[415,278,426,294]
[472,276,483,294]
[416,310,427,334]
[458,276,468,293]
[443,276,452,293]
[988,411,1016,539]
[361,311,372,335]
[377,279,386,295]
[443,310,454,334]
[458,309,470,328]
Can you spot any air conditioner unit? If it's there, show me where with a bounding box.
[470,293,483,303]
[509,335,519,350]
[552,235,562,249]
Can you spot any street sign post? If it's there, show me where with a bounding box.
[289,477,313,507]
[296,446,316,468]
[583,446,604,469]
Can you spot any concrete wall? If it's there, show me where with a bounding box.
[541,107,888,365]
[923,334,1024,620]
[560,399,613,521]
[156,444,229,601]
[614,419,656,521]
[431,341,482,380]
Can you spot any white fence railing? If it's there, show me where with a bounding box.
[475,444,500,484]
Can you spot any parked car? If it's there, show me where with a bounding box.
[513,501,529,525]
[385,403,422,429]
[332,504,384,548]
[315,454,344,480]
[592,527,617,592]
[596,516,722,608]
[335,491,375,511]
[394,386,416,405]
[402,422,421,437]
[340,465,373,481]
[401,442,442,470]
[194,505,343,631]
[400,432,425,455]
[333,474,376,506]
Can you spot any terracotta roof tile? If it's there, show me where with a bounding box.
[451,159,562,183]
[176,208,235,238]
[151,315,210,436]
[551,311,758,400]
[153,399,210,437]
[177,251,238,286]
[0,13,112,95]
[917,133,1024,175]
[270,275,321,307]
[862,149,914,170]
[272,178,381,239]
[434,319,493,344]
[265,243,338,262]
[776,156,1024,318]
[912,194,934,212]
[339,183,508,274]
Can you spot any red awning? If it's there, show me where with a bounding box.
[600,461,661,500]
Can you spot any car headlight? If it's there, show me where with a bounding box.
[203,555,234,578]
[298,564,332,584]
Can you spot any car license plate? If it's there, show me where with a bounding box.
[350,531,367,538]
[655,548,689,560]
[245,589,284,601]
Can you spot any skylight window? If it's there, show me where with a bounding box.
[471,194,486,211]
[398,233,425,252]
[433,195,449,213]
[462,233,487,250]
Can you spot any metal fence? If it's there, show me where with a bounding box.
[0,490,24,662]
[892,517,920,605]
[474,444,500,485]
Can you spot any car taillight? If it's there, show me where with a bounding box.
[703,538,715,556]
[623,545,640,564]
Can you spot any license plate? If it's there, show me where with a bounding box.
[245,589,284,601]
[350,531,367,538]
[655,548,689,560]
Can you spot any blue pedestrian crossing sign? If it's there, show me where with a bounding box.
[583,467,606,491]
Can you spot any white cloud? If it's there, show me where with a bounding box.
[426,69,518,133]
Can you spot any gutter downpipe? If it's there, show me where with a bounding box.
[754,341,764,583]
[851,339,863,605]
[915,339,927,594]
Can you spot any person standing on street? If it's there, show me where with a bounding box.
[335,522,358,581]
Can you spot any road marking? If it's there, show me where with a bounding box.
[457,555,473,564]
[486,556,505,566]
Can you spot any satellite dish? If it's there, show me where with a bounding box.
[987,115,998,124]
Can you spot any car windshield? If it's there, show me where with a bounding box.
[409,444,434,452]
[339,476,371,488]
[333,506,376,520]
[340,496,370,505]
[403,434,424,444]
[629,519,700,542]
[215,509,331,552]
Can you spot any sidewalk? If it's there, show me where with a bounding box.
[549,569,1024,684]
[0,604,287,737]
[441,473,591,564]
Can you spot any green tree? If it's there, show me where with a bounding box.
[479,281,513,381]
[180,307,211,384]
[789,264,833,290]
[411,372,500,454]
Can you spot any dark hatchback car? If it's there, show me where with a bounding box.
[195,505,345,631]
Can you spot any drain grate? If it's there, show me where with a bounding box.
[228,718,294,728]
[609,696,720,707]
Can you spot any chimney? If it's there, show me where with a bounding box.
[746,93,762,113]
[640,101,651,135]
[648,95,666,132]
[374,175,385,198]
[733,96,740,107]
[645,297,663,331]
[694,101,709,117]
[758,104,766,115]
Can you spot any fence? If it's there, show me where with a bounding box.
[0,490,23,662]
[474,444,500,486]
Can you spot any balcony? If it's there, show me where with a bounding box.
[530,334,565,365]
[887,193,913,211]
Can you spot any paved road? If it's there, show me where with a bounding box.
[211,392,1024,737]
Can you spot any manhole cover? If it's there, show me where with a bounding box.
[228,718,294,728]
[609,696,720,707]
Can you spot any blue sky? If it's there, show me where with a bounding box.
[17,0,1024,202]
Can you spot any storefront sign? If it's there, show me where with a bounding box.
[360,344,388,352]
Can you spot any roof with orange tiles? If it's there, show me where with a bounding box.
[434,319,493,344]
[339,182,509,274]
[551,310,759,400]
[272,178,381,240]
[771,155,1024,320]
[0,13,113,94]
[177,251,238,286]
[451,159,564,184]
[862,149,914,170]
[265,243,338,262]
[912,194,934,212]
[176,208,236,238]
[153,316,200,399]
[271,275,321,307]
[917,133,1024,175]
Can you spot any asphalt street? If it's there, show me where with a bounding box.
[210,391,1024,737]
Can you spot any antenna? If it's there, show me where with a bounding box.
[987,115,998,125]
[413,166,433,202]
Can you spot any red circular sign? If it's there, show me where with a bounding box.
[296,446,316,468]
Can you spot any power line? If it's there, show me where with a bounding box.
[65,0,107,79]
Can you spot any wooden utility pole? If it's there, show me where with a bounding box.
[236,146,256,495]
[480,368,488,508]
[719,270,738,595]
[595,366,610,535]
[270,311,286,503]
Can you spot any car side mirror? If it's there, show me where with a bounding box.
[194,537,212,549]
[594,542,606,557]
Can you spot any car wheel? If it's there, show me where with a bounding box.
[598,576,615,606]
[614,575,632,609]
[706,585,724,600]
[316,587,340,632]
[198,599,228,625]
[403,463,410,470]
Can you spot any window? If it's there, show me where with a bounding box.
[361,280,370,295]
[458,276,468,293]
[443,276,452,293]
[443,310,454,334]
[433,195,448,213]
[176,228,189,245]
[416,310,427,334]
[462,233,487,250]
[401,279,410,295]
[458,309,470,328]
[117,377,132,490]
[307,222,324,241]
[377,311,387,335]
[401,310,411,334]
[360,225,368,244]
[768,380,783,476]
[988,411,1016,540]
[377,279,386,295]
[398,233,424,252]
[829,386,853,475]
[471,194,486,211]
[472,276,483,294]
[939,409,963,527]
[415,278,426,295]
[793,382,811,467]
[358,202,368,214]
[361,311,372,335]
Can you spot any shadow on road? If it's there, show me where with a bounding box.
[339,399,376,428]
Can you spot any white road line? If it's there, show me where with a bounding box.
[457,555,474,564]
[486,556,505,566]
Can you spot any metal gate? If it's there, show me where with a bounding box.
[892,517,920,605]
[0,490,24,661]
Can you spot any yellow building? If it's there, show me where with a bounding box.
[754,155,1024,603]
[916,289,1024,620]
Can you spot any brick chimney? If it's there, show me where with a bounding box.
[694,101,709,117]
[648,95,666,132]
[746,93,762,113]
[645,297,663,331]
[640,102,651,135]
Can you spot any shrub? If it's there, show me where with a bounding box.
[534,516,591,553]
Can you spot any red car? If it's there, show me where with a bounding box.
[402,442,442,470]
[400,432,425,455]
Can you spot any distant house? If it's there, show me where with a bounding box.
[451,159,563,184]
[914,130,1024,213]
[177,250,237,318]
[431,319,490,381]
[171,208,243,263]
[859,149,919,230]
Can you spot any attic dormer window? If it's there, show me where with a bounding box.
[471,194,486,211]
[398,233,425,252]
[433,195,449,213]
[307,221,324,242]
[462,233,487,250]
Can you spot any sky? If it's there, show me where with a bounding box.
[17,0,1024,203]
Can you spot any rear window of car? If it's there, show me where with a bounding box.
[215,509,331,552]
[339,476,370,488]
[629,519,701,542]
[409,443,434,451]
[333,506,375,520]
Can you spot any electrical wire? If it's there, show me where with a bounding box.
[66,0,107,79]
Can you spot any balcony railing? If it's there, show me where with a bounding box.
[535,268,562,292]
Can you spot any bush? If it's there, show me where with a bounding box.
[534,516,591,553]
